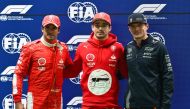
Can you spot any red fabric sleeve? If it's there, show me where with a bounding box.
[63,44,83,78]
[12,45,31,103]
[118,44,128,79]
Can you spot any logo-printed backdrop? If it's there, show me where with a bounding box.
[0,0,189,109]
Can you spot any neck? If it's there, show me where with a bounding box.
[41,36,57,47]
[134,34,148,47]
[93,35,108,41]
[134,39,141,47]
[43,35,57,44]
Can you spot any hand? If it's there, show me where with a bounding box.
[15,102,24,109]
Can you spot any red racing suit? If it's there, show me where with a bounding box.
[12,37,73,109]
[66,33,128,109]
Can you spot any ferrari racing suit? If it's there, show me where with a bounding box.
[12,37,73,109]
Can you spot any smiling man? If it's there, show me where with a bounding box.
[65,12,128,109]
[12,15,73,109]
[124,13,174,109]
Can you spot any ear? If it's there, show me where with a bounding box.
[91,25,95,31]
[58,27,60,33]
[41,27,44,32]
[146,24,149,29]
[128,26,131,31]
[144,24,149,31]
[109,26,112,32]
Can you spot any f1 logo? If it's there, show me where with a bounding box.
[133,4,166,13]
[66,35,90,44]
[0,5,33,14]
[67,96,82,105]
[1,66,15,75]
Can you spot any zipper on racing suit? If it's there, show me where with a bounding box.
[50,45,58,108]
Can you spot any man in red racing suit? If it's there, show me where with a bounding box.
[12,15,73,109]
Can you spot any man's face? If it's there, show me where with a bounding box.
[92,20,111,40]
[42,24,60,40]
[128,23,148,40]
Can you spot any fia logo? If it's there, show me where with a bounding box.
[67,2,98,23]
[2,94,27,109]
[150,32,165,45]
[2,33,31,54]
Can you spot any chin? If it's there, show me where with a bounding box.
[97,35,103,38]
[48,36,56,40]
[134,34,142,38]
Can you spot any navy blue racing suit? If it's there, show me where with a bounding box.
[124,35,174,109]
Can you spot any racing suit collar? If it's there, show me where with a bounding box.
[41,36,63,51]
[133,34,152,48]
[41,36,57,47]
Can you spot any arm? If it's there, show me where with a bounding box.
[117,44,128,79]
[15,102,24,109]
[63,44,82,78]
[12,45,31,108]
[159,44,174,109]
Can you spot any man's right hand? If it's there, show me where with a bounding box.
[15,102,24,109]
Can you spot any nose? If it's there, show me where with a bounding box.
[134,26,141,30]
[47,30,53,34]
[97,26,104,30]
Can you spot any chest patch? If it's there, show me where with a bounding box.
[87,69,112,95]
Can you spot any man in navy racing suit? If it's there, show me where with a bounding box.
[124,13,174,109]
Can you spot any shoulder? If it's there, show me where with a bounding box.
[111,42,125,52]
[20,39,40,54]
[114,42,124,48]
[128,41,133,45]
[78,41,89,48]
[22,39,41,49]
[125,41,134,48]
[58,41,69,50]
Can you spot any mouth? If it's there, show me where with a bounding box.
[97,31,104,35]
[133,32,141,35]
[47,35,56,40]
[47,33,56,36]
[47,33,54,36]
